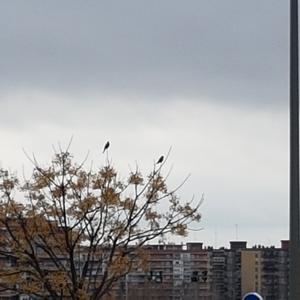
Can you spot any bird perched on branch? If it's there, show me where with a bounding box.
[103,141,110,153]
[156,156,164,164]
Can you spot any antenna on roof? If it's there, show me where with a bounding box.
[235,224,239,240]
[214,228,218,248]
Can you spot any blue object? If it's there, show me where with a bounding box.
[242,292,263,300]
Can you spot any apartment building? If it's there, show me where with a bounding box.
[124,240,289,300]
[126,243,212,300]
[0,240,290,300]
[209,241,247,300]
[241,250,262,295]
[241,241,289,300]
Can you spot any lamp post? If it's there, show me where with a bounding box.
[290,0,300,299]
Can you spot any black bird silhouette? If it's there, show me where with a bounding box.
[156,156,164,164]
[103,141,110,153]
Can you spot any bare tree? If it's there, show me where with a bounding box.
[0,149,201,299]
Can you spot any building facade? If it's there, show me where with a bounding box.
[0,240,290,299]
[125,241,289,300]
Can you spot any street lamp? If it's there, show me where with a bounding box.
[290,0,300,299]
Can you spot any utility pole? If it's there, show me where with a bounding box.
[290,0,300,299]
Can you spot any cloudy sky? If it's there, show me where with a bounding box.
[0,0,289,247]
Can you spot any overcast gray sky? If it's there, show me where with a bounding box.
[0,0,289,247]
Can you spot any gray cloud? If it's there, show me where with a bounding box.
[0,0,288,109]
[0,94,289,246]
[0,1,290,247]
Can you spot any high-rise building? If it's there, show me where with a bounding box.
[240,241,289,300]
[0,240,290,299]
[241,250,262,295]
[126,243,212,300]
[125,241,289,300]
